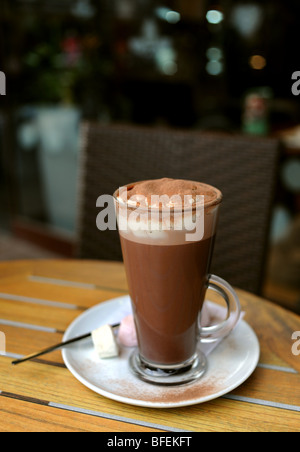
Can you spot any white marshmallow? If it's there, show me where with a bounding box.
[92,324,119,359]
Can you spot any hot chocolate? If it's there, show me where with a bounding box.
[115,178,222,367]
[120,236,215,365]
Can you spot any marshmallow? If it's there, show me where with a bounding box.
[118,315,138,347]
[92,324,119,359]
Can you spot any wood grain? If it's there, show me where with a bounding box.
[0,395,162,432]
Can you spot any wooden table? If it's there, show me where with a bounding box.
[0,259,299,432]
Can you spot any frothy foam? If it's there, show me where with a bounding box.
[115,178,222,245]
[117,178,220,209]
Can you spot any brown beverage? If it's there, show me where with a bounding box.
[115,179,221,368]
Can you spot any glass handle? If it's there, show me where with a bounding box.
[199,274,241,343]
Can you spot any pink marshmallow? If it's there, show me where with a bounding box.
[118,315,138,347]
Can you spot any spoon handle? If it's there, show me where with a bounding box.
[11,323,120,365]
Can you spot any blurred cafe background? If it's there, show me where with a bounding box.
[0,0,299,313]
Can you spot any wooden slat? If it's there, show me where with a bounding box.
[0,325,65,364]
[230,366,300,406]
[0,261,32,278]
[0,394,162,432]
[0,274,125,308]
[7,260,129,290]
[0,298,80,332]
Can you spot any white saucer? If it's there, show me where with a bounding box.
[62,296,260,409]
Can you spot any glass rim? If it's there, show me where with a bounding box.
[113,181,223,213]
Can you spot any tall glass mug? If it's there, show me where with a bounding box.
[114,179,241,385]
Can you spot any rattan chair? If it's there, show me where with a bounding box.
[76,123,280,294]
